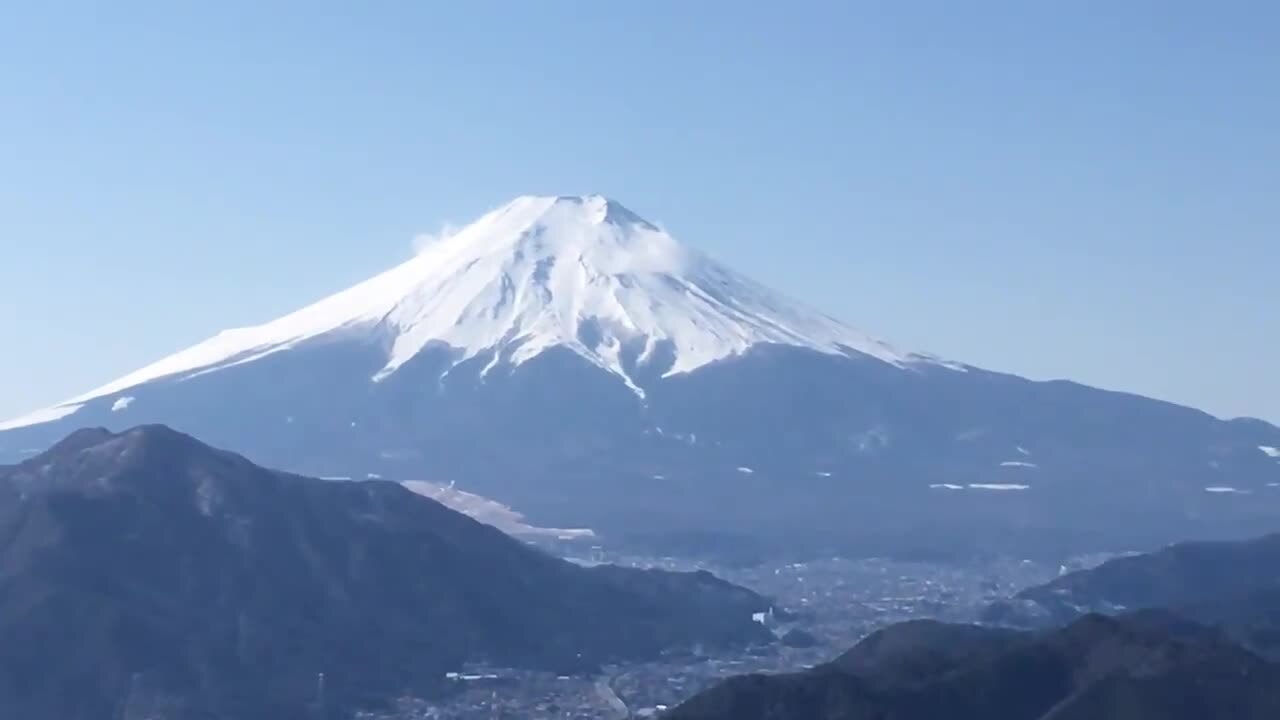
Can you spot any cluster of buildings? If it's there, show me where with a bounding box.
[359,553,1077,718]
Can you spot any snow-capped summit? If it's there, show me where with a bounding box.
[2,194,1278,558]
[4,195,937,428]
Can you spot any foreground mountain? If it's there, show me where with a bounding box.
[3,195,1278,557]
[984,533,1280,657]
[0,426,772,720]
[667,613,1280,720]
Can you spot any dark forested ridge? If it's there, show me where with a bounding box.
[672,532,1280,720]
[667,612,1280,720]
[984,532,1280,657]
[0,426,772,720]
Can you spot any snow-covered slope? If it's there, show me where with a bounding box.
[5,194,1278,561]
[3,195,944,429]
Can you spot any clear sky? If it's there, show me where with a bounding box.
[2,1,1277,423]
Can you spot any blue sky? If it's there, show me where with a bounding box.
[2,1,1277,422]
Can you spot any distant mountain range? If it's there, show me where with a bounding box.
[984,532,1280,658]
[667,612,1280,720]
[0,425,772,720]
[3,195,1278,557]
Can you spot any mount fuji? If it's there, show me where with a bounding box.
[3,195,1278,557]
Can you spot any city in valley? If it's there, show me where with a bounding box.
[358,549,1109,719]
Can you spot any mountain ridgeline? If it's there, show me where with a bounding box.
[667,613,1280,720]
[983,532,1280,658]
[0,426,773,720]
[2,195,1278,558]
[672,531,1280,720]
